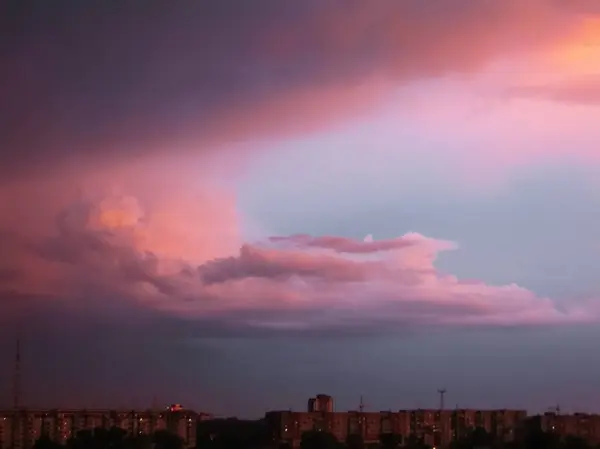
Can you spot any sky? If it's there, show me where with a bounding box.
[1,0,600,417]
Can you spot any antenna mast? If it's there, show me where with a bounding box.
[11,338,21,449]
[13,338,21,410]
[359,395,365,413]
[437,388,446,410]
[547,404,561,415]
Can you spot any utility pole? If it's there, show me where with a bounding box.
[547,404,561,415]
[12,338,22,449]
[437,389,446,410]
[13,338,21,410]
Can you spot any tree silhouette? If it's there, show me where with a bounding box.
[300,431,339,449]
[60,427,186,449]
[124,433,152,449]
[448,427,494,449]
[405,434,430,449]
[523,426,561,449]
[33,435,63,449]
[345,433,364,449]
[153,429,184,449]
[471,427,492,447]
[65,427,129,449]
[380,433,403,449]
[198,419,271,449]
[563,435,591,449]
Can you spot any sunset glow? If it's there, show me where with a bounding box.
[550,17,600,75]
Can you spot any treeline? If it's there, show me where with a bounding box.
[197,423,600,449]
[33,427,185,449]
[197,419,271,449]
[31,423,600,449]
[292,427,600,449]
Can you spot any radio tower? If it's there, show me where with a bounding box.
[11,338,21,449]
[547,404,561,415]
[13,338,21,410]
[437,388,446,410]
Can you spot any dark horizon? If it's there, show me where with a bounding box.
[1,327,599,419]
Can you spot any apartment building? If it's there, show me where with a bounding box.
[265,404,527,448]
[308,395,334,413]
[533,412,600,444]
[0,407,202,449]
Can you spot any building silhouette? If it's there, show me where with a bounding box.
[0,407,212,449]
[307,395,334,413]
[532,411,600,444]
[266,394,528,448]
[5,395,600,449]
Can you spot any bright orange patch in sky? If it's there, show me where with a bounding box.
[549,17,600,75]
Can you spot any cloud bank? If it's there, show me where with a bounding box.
[2,0,599,177]
[1,180,594,336]
[1,1,600,337]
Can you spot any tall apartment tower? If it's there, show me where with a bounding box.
[307,394,333,413]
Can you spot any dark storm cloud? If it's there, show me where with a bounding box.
[0,0,589,176]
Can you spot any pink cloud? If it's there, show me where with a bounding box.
[510,75,600,105]
[268,234,415,254]
[1,176,594,333]
[3,1,600,332]
[0,159,243,306]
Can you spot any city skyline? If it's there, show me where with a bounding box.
[1,396,598,449]
[1,1,600,418]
